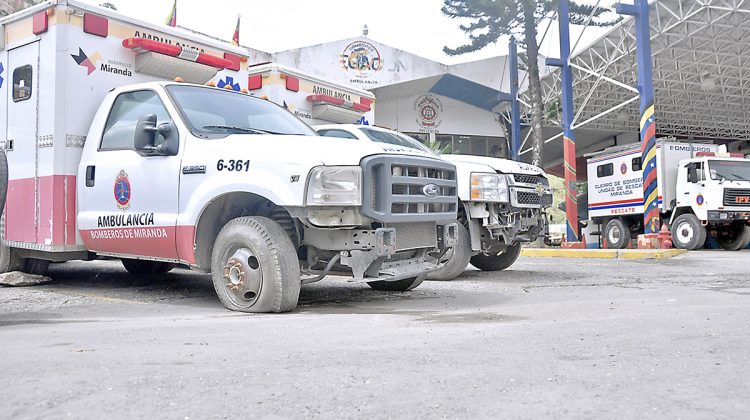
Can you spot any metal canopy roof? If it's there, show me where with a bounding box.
[519,0,750,162]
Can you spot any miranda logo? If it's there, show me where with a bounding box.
[71,48,101,75]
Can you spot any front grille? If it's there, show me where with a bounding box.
[517,191,542,206]
[511,189,552,208]
[724,189,750,207]
[361,155,458,223]
[512,173,548,186]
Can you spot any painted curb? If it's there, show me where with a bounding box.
[520,248,687,260]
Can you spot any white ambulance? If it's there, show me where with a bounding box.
[0,1,458,312]
[246,63,376,126]
[587,140,750,250]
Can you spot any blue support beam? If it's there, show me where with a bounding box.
[617,0,659,235]
[546,0,580,243]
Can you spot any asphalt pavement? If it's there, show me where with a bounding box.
[1,250,748,419]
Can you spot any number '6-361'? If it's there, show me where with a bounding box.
[217,159,250,172]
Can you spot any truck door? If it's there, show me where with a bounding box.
[5,41,39,244]
[77,89,181,260]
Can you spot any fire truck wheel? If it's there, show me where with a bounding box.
[717,224,750,251]
[211,216,300,313]
[0,245,24,274]
[604,219,630,249]
[23,259,50,276]
[671,214,707,250]
[469,242,522,271]
[121,258,173,275]
[427,223,471,281]
[367,275,425,291]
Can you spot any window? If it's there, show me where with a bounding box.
[100,90,171,150]
[632,157,642,171]
[597,163,614,178]
[12,65,33,102]
[317,129,358,139]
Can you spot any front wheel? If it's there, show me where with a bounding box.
[211,216,301,313]
[427,223,471,281]
[717,224,750,251]
[604,218,630,249]
[367,276,424,291]
[670,214,706,250]
[470,242,522,271]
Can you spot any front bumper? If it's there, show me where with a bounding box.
[707,210,750,223]
[303,222,457,282]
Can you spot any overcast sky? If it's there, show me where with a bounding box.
[78,0,620,64]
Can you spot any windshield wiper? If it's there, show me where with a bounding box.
[202,125,269,135]
[731,173,750,182]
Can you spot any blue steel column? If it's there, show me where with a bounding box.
[617,0,659,234]
[546,0,579,242]
[509,37,521,161]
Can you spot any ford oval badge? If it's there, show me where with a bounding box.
[422,183,440,198]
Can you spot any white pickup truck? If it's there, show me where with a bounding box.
[0,2,457,312]
[315,124,552,280]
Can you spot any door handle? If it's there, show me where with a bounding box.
[85,165,95,187]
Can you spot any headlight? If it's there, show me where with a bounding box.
[471,173,509,202]
[306,166,362,206]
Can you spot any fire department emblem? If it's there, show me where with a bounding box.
[696,194,705,206]
[414,94,443,130]
[114,170,131,210]
[340,41,383,75]
[620,163,627,174]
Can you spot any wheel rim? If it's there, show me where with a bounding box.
[676,221,694,245]
[221,247,263,309]
[608,225,621,245]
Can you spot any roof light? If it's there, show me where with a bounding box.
[223,53,243,71]
[285,75,299,92]
[174,77,184,82]
[248,74,262,90]
[307,94,371,112]
[122,38,233,70]
[33,11,48,35]
[83,13,108,38]
[696,151,745,158]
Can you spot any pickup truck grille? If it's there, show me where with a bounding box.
[723,189,750,207]
[361,155,457,223]
[512,174,549,187]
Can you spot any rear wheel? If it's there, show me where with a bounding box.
[121,258,173,275]
[470,242,522,271]
[427,223,471,281]
[717,224,750,251]
[211,216,300,313]
[671,214,706,250]
[604,218,630,249]
[367,276,424,291]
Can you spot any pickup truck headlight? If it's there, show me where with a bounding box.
[306,166,362,206]
[470,173,509,202]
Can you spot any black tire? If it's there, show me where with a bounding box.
[604,218,630,249]
[427,223,471,281]
[717,224,750,251]
[671,214,706,250]
[367,276,424,291]
[121,258,173,275]
[0,245,24,273]
[211,216,300,313]
[23,258,50,276]
[470,242,522,271]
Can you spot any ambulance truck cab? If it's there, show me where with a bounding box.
[0,1,458,312]
[587,141,750,251]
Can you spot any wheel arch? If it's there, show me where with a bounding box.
[669,206,694,226]
[193,192,299,271]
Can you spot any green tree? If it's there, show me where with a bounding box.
[0,0,46,16]
[442,0,618,167]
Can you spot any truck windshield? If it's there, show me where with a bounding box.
[166,85,317,137]
[362,128,436,155]
[709,160,750,182]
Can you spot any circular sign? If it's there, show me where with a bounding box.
[340,41,383,76]
[114,170,131,210]
[620,163,628,174]
[414,94,443,130]
[696,194,705,206]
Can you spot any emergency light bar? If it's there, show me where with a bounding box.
[307,94,371,113]
[122,38,233,70]
[306,94,372,124]
[696,152,745,158]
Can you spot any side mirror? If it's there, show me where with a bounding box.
[134,114,179,157]
[687,164,699,183]
[134,113,157,152]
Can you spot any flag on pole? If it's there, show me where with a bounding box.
[231,15,240,46]
[165,0,177,27]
